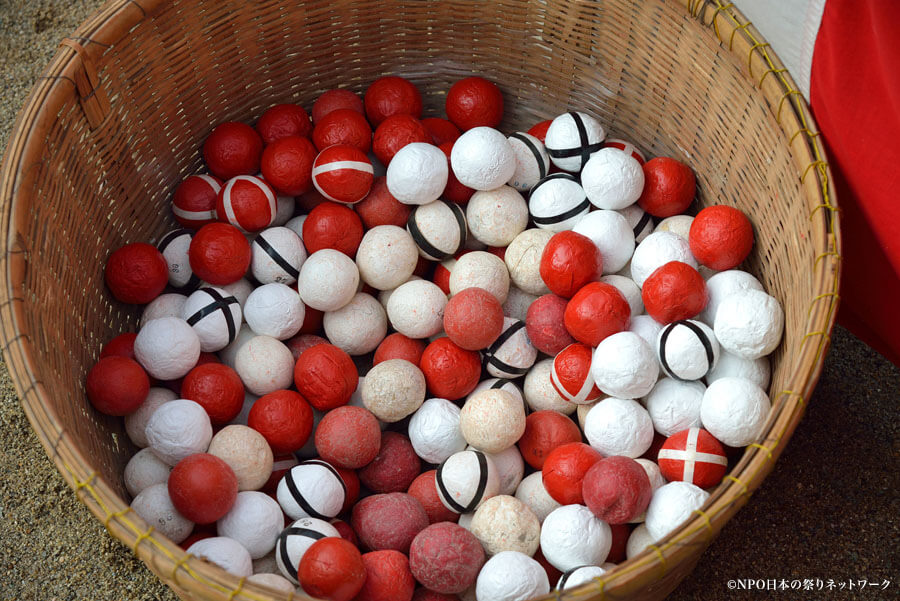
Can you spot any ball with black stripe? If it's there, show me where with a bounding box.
[435,449,500,514]
[180,287,242,352]
[467,377,525,408]
[274,517,340,584]
[406,200,467,260]
[507,132,550,192]
[157,229,200,291]
[528,173,591,232]
[276,459,347,521]
[483,317,538,379]
[657,319,720,381]
[250,226,307,285]
[557,565,609,592]
[544,111,607,172]
[618,203,654,243]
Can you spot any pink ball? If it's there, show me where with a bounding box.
[582,455,653,525]
[315,406,382,469]
[358,432,421,493]
[409,522,485,594]
[351,492,429,553]
[443,287,504,351]
[526,294,575,355]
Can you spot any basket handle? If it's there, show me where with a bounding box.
[59,38,110,129]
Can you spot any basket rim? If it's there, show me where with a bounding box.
[0,1,841,600]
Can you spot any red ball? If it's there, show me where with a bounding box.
[564,282,631,346]
[533,547,563,586]
[527,119,552,143]
[312,144,374,204]
[336,466,361,514]
[551,342,602,404]
[526,294,575,355]
[443,287,504,351]
[247,389,314,454]
[293,343,358,411]
[331,518,359,546]
[216,175,277,232]
[412,588,458,601]
[642,431,668,462]
[259,135,316,196]
[99,332,137,360]
[445,76,504,130]
[409,522,485,594]
[689,205,755,271]
[438,142,475,204]
[297,187,329,213]
[298,306,325,335]
[365,76,423,127]
[358,432,421,493]
[202,121,263,180]
[188,223,251,286]
[372,114,431,167]
[180,363,244,425]
[298,537,367,601]
[351,492,429,553]
[315,405,382,469]
[168,453,238,524]
[637,157,696,218]
[406,470,460,524]
[285,333,329,361]
[313,108,373,153]
[256,103,312,144]
[419,338,481,400]
[313,89,365,123]
[582,455,653,524]
[373,333,426,367]
[354,176,412,229]
[86,356,149,416]
[421,117,461,146]
[302,201,365,257]
[540,230,602,298]
[608,523,632,563]
[357,550,416,601]
[104,243,169,304]
[518,410,582,470]
[642,261,708,324]
[172,174,221,229]
[658,427,728,488]
[541,442,603,505]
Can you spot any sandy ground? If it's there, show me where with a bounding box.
[0,1,898,601]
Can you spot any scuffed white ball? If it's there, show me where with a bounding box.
[644,378,705,437]
[297,249,359,312]
[573,210,636,274]
[356,225,419,290]
[451,127,517,190]
[386,279,447,339]
[145,399,212,466]
[131,483,193,543]
[475,551,549,601]
[186,536,253,578]
[514,472,562,523]
[134,317,201,380]
[504,229,553,296]
[466,186,529,247]
[630,232,697,288]
[243,283,305,340]
[323,292,387,355]
[217,491,283,559]
[450,251,510,303]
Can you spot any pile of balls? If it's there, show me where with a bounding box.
[93,73,785,601]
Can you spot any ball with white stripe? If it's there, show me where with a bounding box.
[436,449,500,514]
[528,173,590,232]
[157,229,199,290]
[581,147,645,210]
[297,248,359,312]
[657,427,727,489]
[181,287,242,352]
[386,142,448,205]
[544,111,606,172]
[583,397,654,459]
[216,175,277,233]
[250,226,307,285]
[644,377,705,437]
[243,283,305,340]
[276,459,347,521]
[311,144,374,204]
[172,174,221,229]
[657,319,720,381]
[572,209,635,275]
[551,342,602,405]
[483,317,537,379]
[274,517,340,584]
[450,126,517,191]
[465,186,529,247]
[507,132,550,192]
[407,200,468,260]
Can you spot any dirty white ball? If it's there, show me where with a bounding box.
[218,323,256,370]
[181,287,242,352]
[386,280,447,339]
[124,448,172,498]
[636,459,667,492]
[573,210,635,274]
[460,388,526,453]
[699,269,764,325]
[208,425,274,491]
[272,194,295,226]
[618,203,653,243]
[701,377,771,447]
[131,483,193,543]
[468,378,525,409]
[362,359,427,422]
[504,229,553,295]
[125,387,177,448]
[625,523,657,559]
[407,199,468,260]
[296,249,359,312]
[408,398,467,464]
[628,314,663,349]
[540,504,612,571]
[274,517,340,584]
[472,444,525,496]
[544,111,606,172]
[157,229,197,290]
[591,332,659,399]
[557,565,608,592]
[246,573,295,595]
[450,251,510,303]
[528,173,590,232]
[581,148,645,210]
[284,215,306,239]
[134,317,201,380]
[234,335,294,396]
[451,126,517,190]
[217,491,283,559]
[507,132,550,192]
[470,495,541,557]
[706,350,771,390]
[437,449,501,513]
[141,293,188,328]
[324,292,387,355]
[630,231,697,288]
[187,536,253,578]
[251,552,279,575]
[251,226,307,285]
[377,275,421,312]
[524,358,576,415]
[466,186,529,247]
[654,214,694,240]
[600,274,643,316]
[243,283,305,340]
[356,225,419,290]
[657,319,720,381]
[145,399,212,466]
[583,397,654,458]
[386,142,449,204]
[645,481,710,541]
[714,290,784,360]
[514,472,562,523]
[502,286,540,322]
[644,378,705,437]
[277,460,346,521]
[485,318,538,379]
[476,551,550,601]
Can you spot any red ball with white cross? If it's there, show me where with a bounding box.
[657,427,728,488]
[216,175,277,232]
[550,342,602,404]
[312,144,374,204]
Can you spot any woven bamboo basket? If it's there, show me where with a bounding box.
[0,0,840,599]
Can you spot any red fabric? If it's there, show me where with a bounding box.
[809,0,900,366]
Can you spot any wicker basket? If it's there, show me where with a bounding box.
[0,0,840,599]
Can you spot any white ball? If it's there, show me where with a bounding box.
[273,194,295,226]
[470,495,541,557]
[218,323,256,370]
[591,332,659,399]
[145,399,212,466]
[274,517,340,584]
[141,293,188,328]
[251,226,307,285]
[635,458,667,492]
[377,274,421,312]
[217,491,283,559]
[523,358,576,415]
[471,444,525,496]
[540,504,611,571]
[207,424,273,492]
[514,472,562,523]
[485,318,537,379]
[581,148,645,209]
[276,460,346,521]
[187,536,253,578]
[544,111,606,172]
[504,229,553,296]
[324,292,387,355]
[296,249,359,312]
[507,132,550,192]
[502,286,539,321]
[460,388,526,453]
[436,449,501,513]
[583,397,654,458]
[630,232,698,288]
[657,319,720,381]
[458,511,476,531]
[125,387,176,448]
[386,142,449,204]
[246,573,295,595]
[699,270,764,325]
[408,398,467,464]
[713,290,784,360]
[572,210,635,274]
[284,215,306,239]
[243,283,305,340]
[362,359,427,422]
[450,251,510,303]
[407,199,468,260]
[706,350,771,390]
[181,287,243,352]
[124,448,171,498]
[134,317,201,380]
[475,551,549,601]
[467,378,525,409]
[234,335,294,396]
[628,314,663,349]
[466,186,529,247]
[386,280,447,339]
[645,481,710,541]
[451,127,517,190]
[643,378,705,437]
[701,377,771,447]
[557,565,608,592]
[130,483,193,544]
[599,274,643,316]
[212,278,255,308]
[157,230,197,290]
[654,214,694,240]
[617,203,653,243]
[356,225,419,290]
[625,523,657,559]
[528,173,590,232]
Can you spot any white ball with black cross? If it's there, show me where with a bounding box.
[506,132,550,192]
[274,517,340,584]
[528,173,591,232]
[157,228,199,291]
[276,459,346,521]
[435,449,501,514]
[657,319,720,381]
[250,226,307,285]
[181,286,242,352]
[617,203,654,243]
[544,111,607,172]
[483,318,538,379]
[407,199,468,260]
